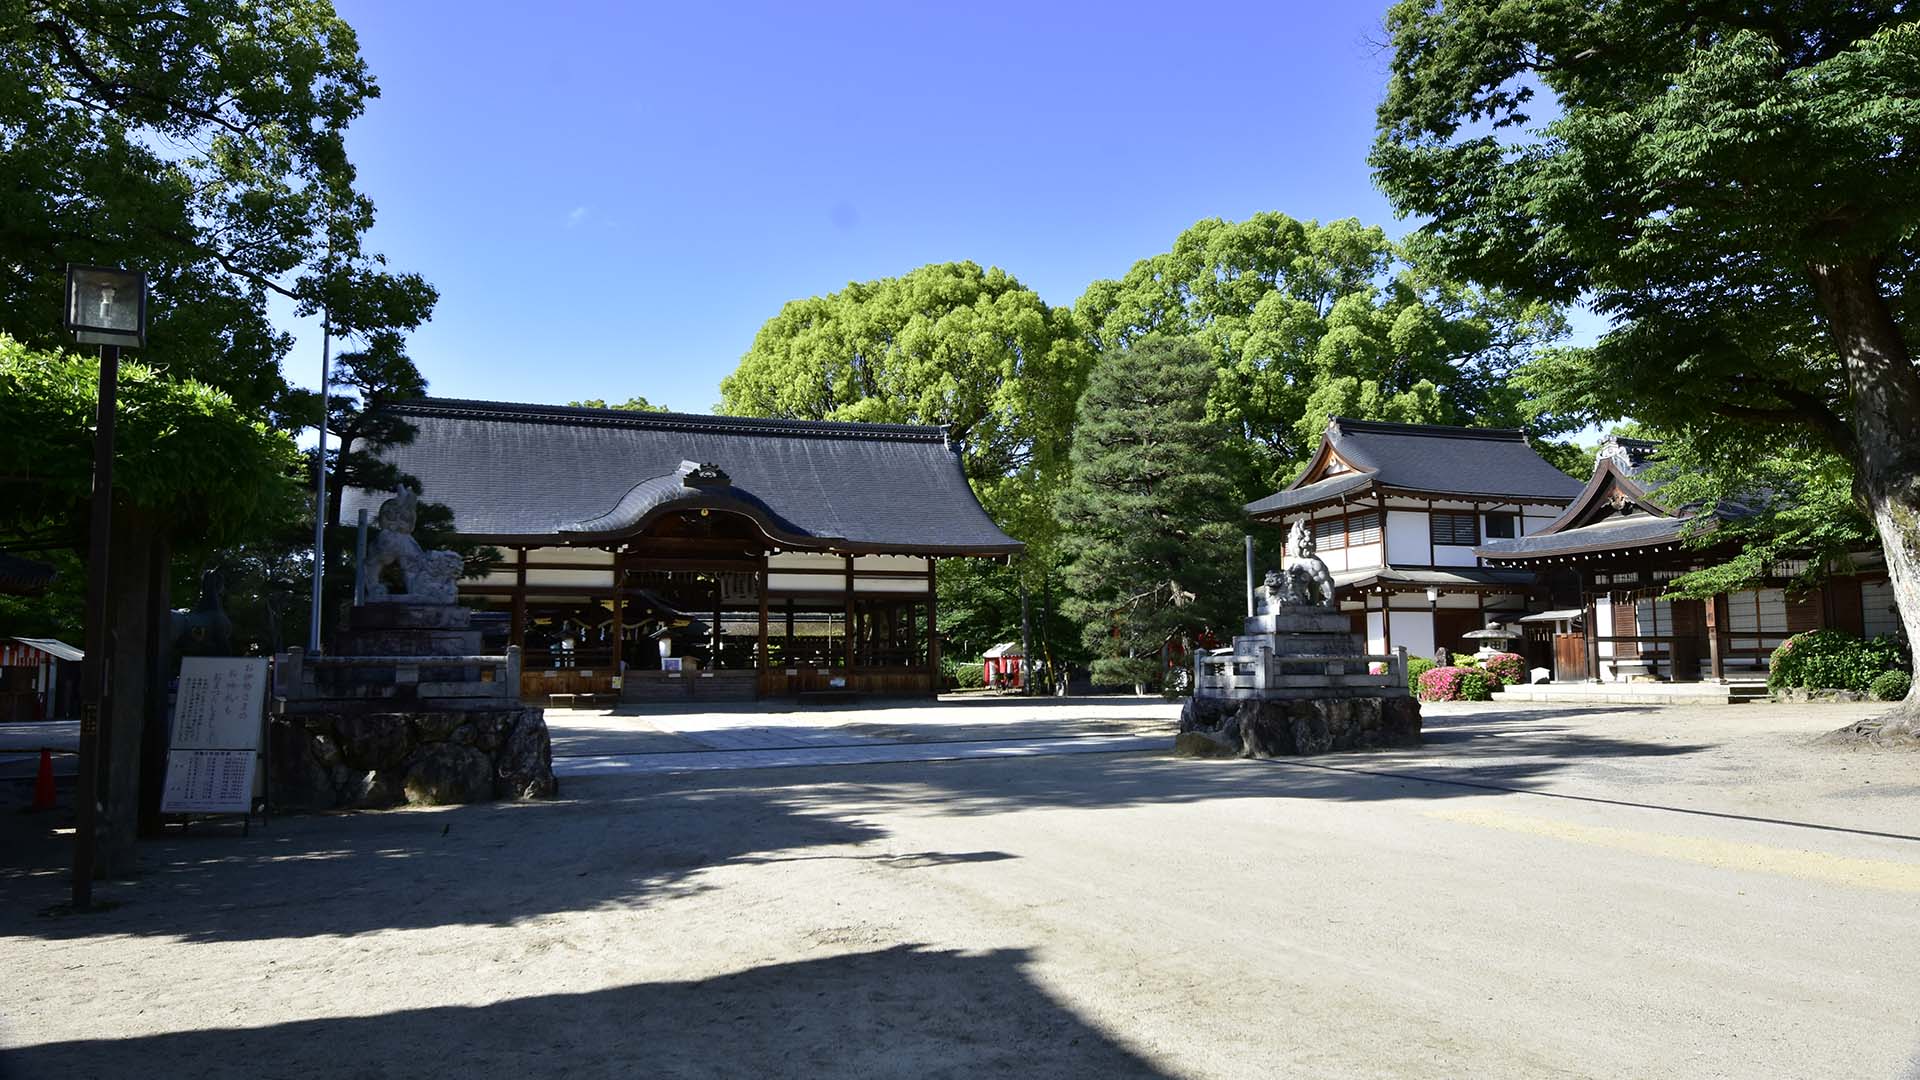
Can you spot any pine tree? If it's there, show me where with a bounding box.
[1057,336,1247,692]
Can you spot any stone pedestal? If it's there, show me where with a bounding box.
[1177,694,1421,757]
[270,602,554,809]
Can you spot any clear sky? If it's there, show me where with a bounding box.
[297,1,1454,413]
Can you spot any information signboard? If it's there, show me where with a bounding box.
[160,657,269,816]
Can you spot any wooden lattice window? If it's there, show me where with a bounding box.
[1312,515,1347,550]
[1346,510,1382,546]
[1430,511,1479,547]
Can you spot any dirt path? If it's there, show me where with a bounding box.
[3,700,1917,1079]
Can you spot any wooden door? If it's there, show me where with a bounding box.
[1554,633,1589,681]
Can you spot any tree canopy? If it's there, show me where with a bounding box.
[0,0,435,414]
[1055,336,1246,691]
[569,396,668,412]
[0,334,304,552]
[1373,3,1920,724]
[1075,212,1571,493]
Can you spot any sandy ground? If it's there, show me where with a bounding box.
[2,699,1918,1080]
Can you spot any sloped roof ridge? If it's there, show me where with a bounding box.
[388,397,949,442]
[1331,416,1528,442]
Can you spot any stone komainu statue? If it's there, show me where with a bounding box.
[362,487,465,605]
[1281,518,1339,610]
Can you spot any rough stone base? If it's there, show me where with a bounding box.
[270,706,557,810]
[1179,694,1421,757]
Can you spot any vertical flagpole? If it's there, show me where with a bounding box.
[307,314,331,653]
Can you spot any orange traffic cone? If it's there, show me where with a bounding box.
[31,749,56,812]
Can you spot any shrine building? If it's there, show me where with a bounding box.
[345,398,1020,702]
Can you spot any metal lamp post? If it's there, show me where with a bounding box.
[63,263,147,911]
[1426,586,1441,658]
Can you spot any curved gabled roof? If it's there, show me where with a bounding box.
[1245,417,1583,517]
[342,398,1022,556]
[1476,446,1712,563]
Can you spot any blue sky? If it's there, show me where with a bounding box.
[298,1,1511,413]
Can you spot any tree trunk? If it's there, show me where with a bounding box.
[1809,257,1920,735]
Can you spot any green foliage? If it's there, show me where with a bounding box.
[0,335,305,553]
[1405,655,1436,696]
[1644,432,1878,600]
[1056,337,1246,692]
[1768,630,1909,694]
[0,0,436,411]
[1372,6,1920,667]
[1871,670,1912,703]
[943,659,986,690]
[1074,212,1573,493]
[1456,670,1494,702]
[569,396,668,412]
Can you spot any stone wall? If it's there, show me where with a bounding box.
[1178,694,1421,758]
[270,706,557,810]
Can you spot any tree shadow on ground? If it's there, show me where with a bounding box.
[0,779,998,944]
[0,944,1171,1080]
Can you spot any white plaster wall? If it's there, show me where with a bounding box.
[1433,541,1479,568]
[1386,511,1427,565]
[1389,607,1436,660]
[1344,542,1383,571]
[1366,610,1385,655]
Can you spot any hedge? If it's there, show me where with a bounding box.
[1768,630,1908,694]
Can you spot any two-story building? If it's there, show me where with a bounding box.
[1244,418,1585,664]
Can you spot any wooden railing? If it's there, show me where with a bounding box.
[1196,646,1409,699]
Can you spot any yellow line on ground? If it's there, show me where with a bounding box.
[1425,806,1920,894]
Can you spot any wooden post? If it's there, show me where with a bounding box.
[609,571,624,676]
[927,559,940,694]
[1584,594,1602,683]
[1706,592,1726,682]
[757,552,770,688]
[510,548,527,648]
[785,598,795,668]
[844,555,856,674]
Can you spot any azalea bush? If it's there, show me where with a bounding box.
[1482,652,1527,686]
[1768,630,1908,694]
[1870,670,1911,703]
[1417,665,1495,702]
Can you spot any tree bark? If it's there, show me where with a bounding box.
[1808,257,1920,735]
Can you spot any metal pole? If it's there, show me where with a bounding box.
[307,316,331,653]
[1245,534,1256,617]
[72,343,118,910]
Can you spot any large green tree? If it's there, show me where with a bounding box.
[720,261,1094,654]
[1075,212,1572,494]
[0,0,435,413]
[1056,336,1246,693]
[1374,5,1920,731]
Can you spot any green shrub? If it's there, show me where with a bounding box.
[1768,630,1908,694]
[1406,656,1436,695]
[945,659,986,689]
[1870,669,1912,702]
[1456,670,1494,701]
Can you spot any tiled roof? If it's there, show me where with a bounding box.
[1246,418,1583,517]
[0,552,54,594]
[1477,514,1698,560]
[342,398,1022,555]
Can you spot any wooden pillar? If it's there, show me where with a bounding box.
[1584,593,1602,683]
[711,578,723,669]
[1381,591,1393,654]
[927,559,940,693]
[1706,592,1726,682]
[510,547,527,648]
[785,598,795,665]
[757,553,770,683]
[609,573,624,675]
[843,555,856,672]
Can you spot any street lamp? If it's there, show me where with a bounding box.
[1426,586,1441,659]
[64,263,146,912]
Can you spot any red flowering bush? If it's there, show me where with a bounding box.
[1419,665,1497,702]
[1483,652,1527,686]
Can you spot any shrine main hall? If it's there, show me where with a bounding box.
[345,398,1021,702]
